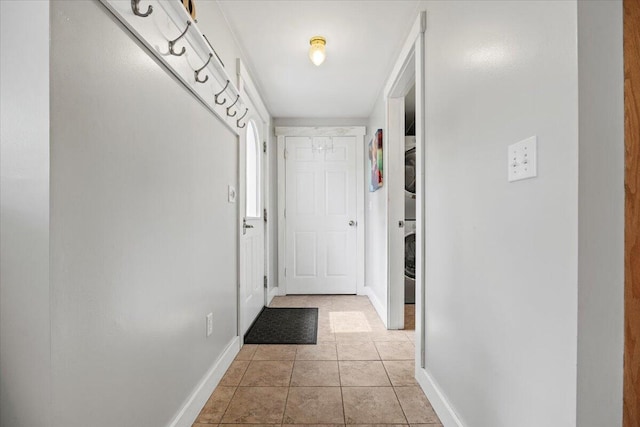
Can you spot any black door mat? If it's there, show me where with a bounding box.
[244,307,318,345]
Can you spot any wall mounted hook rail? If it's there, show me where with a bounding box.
[195,53,212,83]
[237,108,249,128]
[226,95,240,117]
[168,21,191,56]
[131,0,153,17]
[102,0,246,136]
[214,80,230,105]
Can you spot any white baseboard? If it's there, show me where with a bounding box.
[415,366,464,427]
[362,286,387,328]
[267,286,279,306]
[168,336,240,427]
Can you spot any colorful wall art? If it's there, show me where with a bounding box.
[369,129,383,192]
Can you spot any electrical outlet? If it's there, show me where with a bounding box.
[508,136,537,182]
[206,313,213,337]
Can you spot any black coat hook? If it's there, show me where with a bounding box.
[168,21,191,56]
[226,95,240,117]
[237,108,249,128]
[195,53,212,84]
[131,0,153,17]
[215,80,230,105]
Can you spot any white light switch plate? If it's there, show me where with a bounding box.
[228,185,236,203]
[508,136,537,182]
[206,313,213,337]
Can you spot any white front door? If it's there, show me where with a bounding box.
[240,120,265,335]
[284,136,357,294]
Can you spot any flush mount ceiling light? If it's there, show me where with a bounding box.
[309,36,326,66]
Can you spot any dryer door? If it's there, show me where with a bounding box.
[405,147,417,194]
[404,231,416,304]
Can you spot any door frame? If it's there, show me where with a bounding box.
[275,126,366,296]
[237,60,271,338]
[386,65,415,331]
[382,11,464,427]
[624,0,639,424]
[383,12,426,339]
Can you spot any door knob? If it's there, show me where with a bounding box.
[348,220,357,227]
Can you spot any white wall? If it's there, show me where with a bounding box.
[576,2,624,426]
[0,2,52,426]
[47,1,243,426]
[364,96,388,320]
[417,1,581,425]
[1,1,272,423]
[195,1,244,80]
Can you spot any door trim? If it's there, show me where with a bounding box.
[275,126,366,295]
[381,10,464,427]
[624,0,640,424]
[382,11,425,339]
[237,61,270,337]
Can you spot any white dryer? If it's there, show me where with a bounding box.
[404,220,416,304]
[405,136,416,220]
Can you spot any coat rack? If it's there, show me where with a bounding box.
[100,0,248,136]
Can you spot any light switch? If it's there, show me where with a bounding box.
[508,136,537,182]
[206,312,213,337]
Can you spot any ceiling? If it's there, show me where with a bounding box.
[217,0,421,119]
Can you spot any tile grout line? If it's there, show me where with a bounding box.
[381,358,395,387]
[216,350,252,424]
[280,345,297,425]
[214,384,238,425]
[337,356,348,425]
[390,382,410,426]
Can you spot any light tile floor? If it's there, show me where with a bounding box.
[193,295,441,426]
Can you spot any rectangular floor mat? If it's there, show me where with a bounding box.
[244,307,318,345]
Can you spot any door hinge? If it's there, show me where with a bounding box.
[264,208,267,222]
[264,275,268,288]
[284,268,287,277]
[263,141,267,153]
[284,208,286,218]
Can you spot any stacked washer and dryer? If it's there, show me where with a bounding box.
[404,136,416,304]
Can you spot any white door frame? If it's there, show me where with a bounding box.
[275,126,366,296]
[236,60,271,338]
[382,11,461,427]
[385,13,424,333]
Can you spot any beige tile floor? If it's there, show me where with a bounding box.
[193,295,441,426]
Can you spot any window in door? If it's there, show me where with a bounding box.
[245,120,261,218]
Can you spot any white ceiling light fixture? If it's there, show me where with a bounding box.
[309,36,326,66]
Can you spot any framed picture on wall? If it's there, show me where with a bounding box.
[369,129,383,192]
